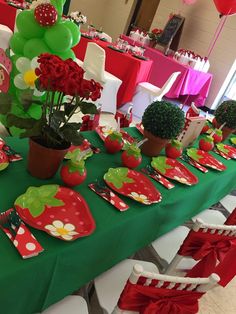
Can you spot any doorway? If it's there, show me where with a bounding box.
[127,0,160,34]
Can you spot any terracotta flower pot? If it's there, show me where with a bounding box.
[215,121,235,141]
[141,130,169,157]
[27,138,70,179]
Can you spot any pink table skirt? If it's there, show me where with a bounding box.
[73,36,153,107]
[0,0,17,31]
[121,34,213,106]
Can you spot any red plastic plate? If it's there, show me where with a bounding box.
[14,185,96,241]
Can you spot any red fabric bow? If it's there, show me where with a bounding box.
[178,230,236,285]
[118,281,203,314]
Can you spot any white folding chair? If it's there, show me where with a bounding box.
[78,42,122,114]
[94,261,219,314]
[94,259,158,314]
[131,71,181,119]
[41,295,88,314]
[151,219,236,276]
[0,24,13,51]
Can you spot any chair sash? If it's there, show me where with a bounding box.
[225,208,236,225]
[178,230,236,286]
[118,280,204,314]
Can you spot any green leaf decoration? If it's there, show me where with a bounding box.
[216,143,229,154]
[187,148,202,162]
[68,159,85,174]
[59,125,84,145]
[78,101,98,114]
[230,137,236,145]
[7,114,37,129]
[151,157,172,174]
[66,148,93,162]
[104,167,134,189]
[14,185,64,218]
[125,143,141,159]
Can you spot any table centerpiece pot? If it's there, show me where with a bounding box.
[148,28,163,49]
[0,53,102,179]
[141,101,185,157]
[214,100,236,140]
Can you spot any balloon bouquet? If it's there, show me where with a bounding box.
[1,0,81,136]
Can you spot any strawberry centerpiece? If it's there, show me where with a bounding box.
[212,129,223,143]
[34,3,58,27]
[0,150,9,171]
[199,135,214,152]
[104,131,123,153]
[165,139,183,159]
[121,143,142,168]
[201,121,212,134]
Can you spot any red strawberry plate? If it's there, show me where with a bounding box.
[95,126,135,145]
[216,143,236,159]
[104,167,162,205]
[151,157,198,186]
[187,148,226,171]
[14,185,96,241]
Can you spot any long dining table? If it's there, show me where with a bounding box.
[121,34,213,107]
[73,36,153,108]
[0,128,235,314]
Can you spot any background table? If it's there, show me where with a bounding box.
[0,129,235,314]
[0,0,17,30]
[121,35,213,106]
[73,36,153,108]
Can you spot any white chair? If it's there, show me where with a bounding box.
[41,295,88,314]
[151,219,236,276]
[94,260,219,314]
[77,42,122,114]
[131,71,181,119]
[0,24,13,51]
[94,259,158,314]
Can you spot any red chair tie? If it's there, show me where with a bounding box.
[118,281,203,314]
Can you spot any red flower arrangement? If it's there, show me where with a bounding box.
[148,28,163,43]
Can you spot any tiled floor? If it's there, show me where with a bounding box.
[1,112,236,314]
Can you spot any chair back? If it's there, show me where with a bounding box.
[113,264,219,314]
[155,71,181,100]
[166,219,236,286]
[83,42,106,83]
[0,24,13,51]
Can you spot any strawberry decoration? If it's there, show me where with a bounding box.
[121,143,142,168]
[200,121,211,134]
[199,135,214,151]
[104,131,123,153]
[0,150,9,171]
[14,185,96,241]
[60,148,92,187]
[34,3,58,27]
[165,140,183,159]
[212,129,223,143]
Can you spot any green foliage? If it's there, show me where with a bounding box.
[142,101,185,139]
[215,100,236,129]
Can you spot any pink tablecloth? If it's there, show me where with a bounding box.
[73,36,153,107]
[121,34,213,106]
[0,0,17,30]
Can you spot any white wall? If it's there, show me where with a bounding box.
[151,0,236,109]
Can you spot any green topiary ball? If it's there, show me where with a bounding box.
[142,101,185,139]
[215,100,236,129]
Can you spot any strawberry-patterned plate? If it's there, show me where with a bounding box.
[104,168,162,205]
[187,148,226,171]
[95,126,135,145]
[216,143,236,159]
[151,157,198,186]
[14,185,96,241]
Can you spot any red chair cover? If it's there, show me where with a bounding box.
[225,208,236,225]
[118,280,204,314]
[178,230,236,286]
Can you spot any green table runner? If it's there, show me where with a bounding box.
[0,128,235,314]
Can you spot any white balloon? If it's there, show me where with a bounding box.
[16,57,31,73]
[31,57,39,70]
[14,74,27,90]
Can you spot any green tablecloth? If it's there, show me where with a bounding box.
[0,128,235,314]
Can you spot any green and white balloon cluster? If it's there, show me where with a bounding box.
[1,0,81,136]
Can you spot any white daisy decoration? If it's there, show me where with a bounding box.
[14,57,43,96]
[44,220,79,241]
[129,192,150,204]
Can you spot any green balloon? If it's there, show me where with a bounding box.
[58,49,76,60]
[44,23,72,53]
[63,21,81,47]
[24,38,51,59]
[51,0,66,16]
[16,10,45,39]
[10,33,27,55]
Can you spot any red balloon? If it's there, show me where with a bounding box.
[213,0,236,15]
